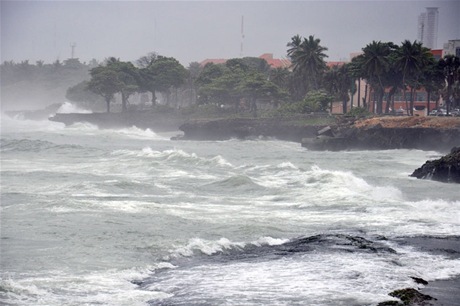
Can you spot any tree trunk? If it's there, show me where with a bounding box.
[392,95,396,115]
[357,79,361,108]
[342,97,347,114]
[426,90,431,115]
[121,92,127,112]
[105,97,111,113]
[376,89,384,115]
[409,88,415,116]
[150,90,157,107]
[385,93,391,114]
[363,84,368,109]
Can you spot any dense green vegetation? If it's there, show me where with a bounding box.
[1,36,459,117]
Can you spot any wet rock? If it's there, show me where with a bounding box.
[411,277,429,286]
[377,288,436,306]
[410,147,460,183]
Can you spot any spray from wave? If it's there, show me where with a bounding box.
[55,101,92,114]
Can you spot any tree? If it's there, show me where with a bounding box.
[87,66,121,113]
[419,59,445,114]
[66,80,102,106]
[302,90,333,113]
[287,35,328,97]
[139,56,187,106]
[104,58,140,112]
[237,72,286,117]
[195,63,227,104]
[395,40,434,115]
[136,52,158,68]
[323,64,353,114]
[439,55,460,114]
[352,41,394,114]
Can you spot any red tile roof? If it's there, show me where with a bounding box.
[199,54,291,69]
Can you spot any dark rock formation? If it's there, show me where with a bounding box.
[179,118,323,142]
[410,147,460,183]
[302,126,460,151]
[377,288,436,306]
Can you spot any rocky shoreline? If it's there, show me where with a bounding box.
[48,113,460,152]
[380,236,460,306]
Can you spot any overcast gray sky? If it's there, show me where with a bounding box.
[1,0,459,66]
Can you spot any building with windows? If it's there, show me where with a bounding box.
[417,7,439,49]
[443,39,460,57]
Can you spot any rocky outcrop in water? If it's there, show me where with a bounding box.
[410,147,460,183]
[377,287,436,306]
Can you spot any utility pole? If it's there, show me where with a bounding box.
[70,43,76,59]
[240,16,245,57]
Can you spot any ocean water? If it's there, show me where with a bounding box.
[1,110,460,306]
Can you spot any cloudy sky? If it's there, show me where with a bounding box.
[1,0,459,66]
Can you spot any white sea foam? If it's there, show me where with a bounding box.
[0,267,171,306]
[170,236,290,259]
[150,244,460,305]
[171,237,245,257]
[1,112,65,133]
[55,101,92,114]
[113,147,234,168]
[148,238,460,305]
[114,126,161,139]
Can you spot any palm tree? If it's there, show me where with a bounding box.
[353,41,393,114]
[323,64,353,114]
[420,59,445,114]
[287,35,328,96]
[439,55,460,115]
[395,40,433,115]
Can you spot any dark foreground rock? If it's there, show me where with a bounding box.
[410,147,460,183]
[377,288,436,306]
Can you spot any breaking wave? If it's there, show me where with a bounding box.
[55,101,92,114]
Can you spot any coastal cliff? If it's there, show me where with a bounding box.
[301,117,460,152]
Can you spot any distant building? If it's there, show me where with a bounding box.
[258,53,291,69]
[430,49,443,60]
[200,53,290,69]
[418,7,439,49]
[443,39,460,57]
[199,58,228,66]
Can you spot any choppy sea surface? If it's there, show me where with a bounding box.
[1,109,460,305]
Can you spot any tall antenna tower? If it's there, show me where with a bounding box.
[70,43,76,59]
[240,16,245,57]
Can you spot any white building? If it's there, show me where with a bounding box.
[417,7,439,49]
[443,39,460,57]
